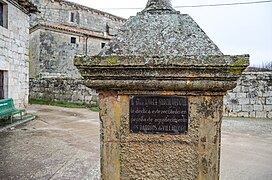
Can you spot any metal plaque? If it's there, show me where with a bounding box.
[130,96,188,134]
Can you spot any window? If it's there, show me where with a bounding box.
[71,37,76,44]
[101,42,106,49]
[70,12,75,22]
[106,23,110,34]
[0,71,4,99]
[0,1,8,28]
[0,2,3,27]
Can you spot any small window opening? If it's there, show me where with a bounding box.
[101,42,106,49]
[0,71,4,99]
[70,12,75,22]
[0,1,8,28]
[106,24,110,34]
[71,37,76,44]
[0,3,3,27]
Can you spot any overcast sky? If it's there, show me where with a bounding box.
[69,0,272,66]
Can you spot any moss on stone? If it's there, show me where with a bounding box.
[228,67,243,75]
[107,56,118,65]
[90,56,101,65]
[233,57,248,66]
[74,56,84,65]
[228,57,249,75]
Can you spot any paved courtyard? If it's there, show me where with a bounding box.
[0,104,271,180]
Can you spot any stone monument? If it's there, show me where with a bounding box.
[75,0,249,179]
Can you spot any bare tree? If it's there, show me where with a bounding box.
[248,61,272,71]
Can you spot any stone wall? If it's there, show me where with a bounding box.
[29,71,272,120]
[30,0,125,32]
[29,0,126,79]
[224,71,272,119]
[0,0,30,108]
[29,78,98,104]
[29,28,108,78]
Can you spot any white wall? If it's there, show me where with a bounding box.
[0,0,30,109]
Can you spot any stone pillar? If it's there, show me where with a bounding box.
[75,0,249,179]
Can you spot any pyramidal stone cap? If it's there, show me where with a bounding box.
[100,0,223,59]
[74,0,249,91]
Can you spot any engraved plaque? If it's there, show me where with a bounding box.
[130,96,188,134]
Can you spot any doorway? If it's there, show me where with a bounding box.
[0,71,4,99]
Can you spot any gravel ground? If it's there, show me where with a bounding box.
[0,105,271,180]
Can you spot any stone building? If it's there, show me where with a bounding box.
[28,0,126,104]
[0,0,37,108]
[29,0,126,78]
[29,23,114,78]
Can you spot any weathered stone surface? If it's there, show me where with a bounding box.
[100,13,222,58]
[99,91,223,180]
[29,0,126,79]
[28,0,126,105]
[143,0,175,13]
[30,0,125,32]
[224,71,272,119]
[74,0,248,92]
[0,1,36,108]
[29,78,98,104]
[99,0,222,58]
[75,55,249,92]
[75,0,249,179]
[254,105,264,111]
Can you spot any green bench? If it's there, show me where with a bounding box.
[0,98,25,123]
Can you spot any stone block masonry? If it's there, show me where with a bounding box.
[224,71,272,119]
[28,0,126,108]
[30,0,125,33]
[28,70,271,121]
[29,0,126,79]
[29,27,112,78]
[29,78,98,104]
[0,0,37,109]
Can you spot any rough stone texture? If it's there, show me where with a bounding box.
[29,27,110,78]
[30,0,125,32]
[0,0,35,108]
[144,0,176,13]
[100,1,222,58]
[75,0,248,179]
[224,71,272,119]
[75,55,249,92]
[29,0,126,103]
[29,78,98,104]
[29,0,125,79]
[99,91,223,180]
